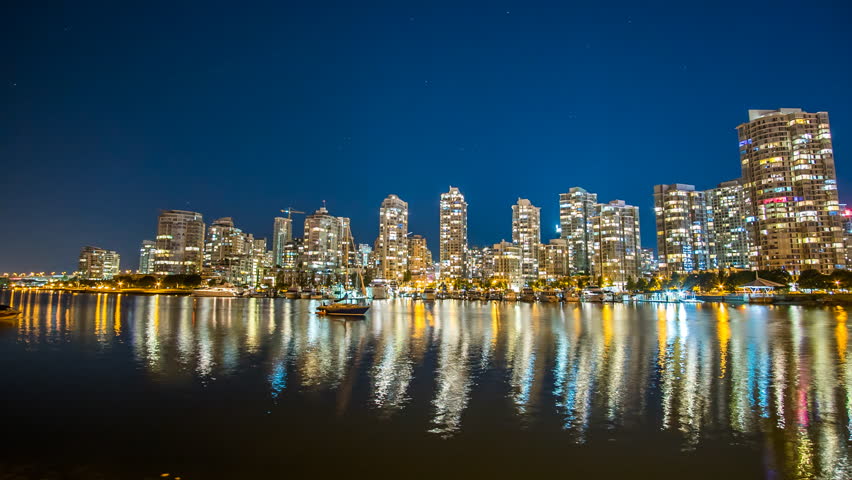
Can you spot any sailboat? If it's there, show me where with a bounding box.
[317,269,371,317]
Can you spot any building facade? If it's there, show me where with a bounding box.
[592,200,641,287]
[706,179,751,270]
[653,184,711,275]
[373,194,409,281]
[559,187,597,275]
[203,217,266,285]
[303,206,355,280]
[407,234,433,282]
[738,108,845,273]
[78,246,120,280]
[512,198,541,285]
[271,216,293,267]
[491,240,522,290]
[138,240,156,274]
[154,210,205,275]
[439,186,468,279]
[541,238,570,281]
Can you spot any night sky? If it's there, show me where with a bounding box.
[3,1,852,273]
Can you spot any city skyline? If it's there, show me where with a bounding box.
[4,3,852,272]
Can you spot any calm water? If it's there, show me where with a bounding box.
[1,291,851,479]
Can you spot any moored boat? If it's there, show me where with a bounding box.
[0,305,21,320]
[284,287,301,299]
[504,290,518,301]
[520,287,536,302]
[369,283,388,300]
[539,290,560,303]
[422,288,436,301]
[317,303,371,316]
[192,287,238,297]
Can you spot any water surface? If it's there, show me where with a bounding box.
[1,291,850,479]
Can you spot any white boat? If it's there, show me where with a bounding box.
[370,284,388,300]
[300,290,314,299]
[581,287,605,302]
[192,287,238,297]
[422,288,436,301]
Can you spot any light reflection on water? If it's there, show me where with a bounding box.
[2,290,852,478]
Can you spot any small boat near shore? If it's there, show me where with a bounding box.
[191,287,238,297]
[0,305,21,320]
[284,287,301,299]
[317,302,371,316]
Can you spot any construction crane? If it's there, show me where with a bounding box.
[280,207,305,219]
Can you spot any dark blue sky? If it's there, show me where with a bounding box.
[3,1,852,273]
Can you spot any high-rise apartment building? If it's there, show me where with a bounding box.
[303,206,354,278]
[78,246,120,280]
[738,108,845,273]
[204,217,253,284]
[512,198,541,285]
[653,184,711,274]
[154,210,205,275]
[271,217,293,267]
[592,200,641,287]
[407,234,433,281]
[541,238,569,281]
[373,194,409,281]
[439,187,468,279]
[491,240,522,289]
[559,187,597,275]
[465,246,491,281]
[138,240,156,274]
[706,179,751,270]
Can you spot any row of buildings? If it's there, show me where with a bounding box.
[76,107,847,288]
[654,108,847,276]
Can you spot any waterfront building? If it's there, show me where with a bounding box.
[138,240,156,274]
[559,187,597,275]
[491,240,522,290]
[591,200,641,287]
[541,238,570,281]
[653,184,711,274]
[271,216,293,267]
[640,248,658,277]
[407,235,433,282]
[204,217,251,284]
[842,207,852,268]
[465,246,491,282]
[373,194,409,281]
[154,210,205,275]
[706,179,751,270]
[512,198,541,285]
[439,187,468,279]
[249,237,270,286]
[738,108,845,273]
[78,246,120,280]
[303,206,355,280]
[356,244,372,268]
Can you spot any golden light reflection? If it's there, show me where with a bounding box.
[717,304,730,379]
[835,307,847,363]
